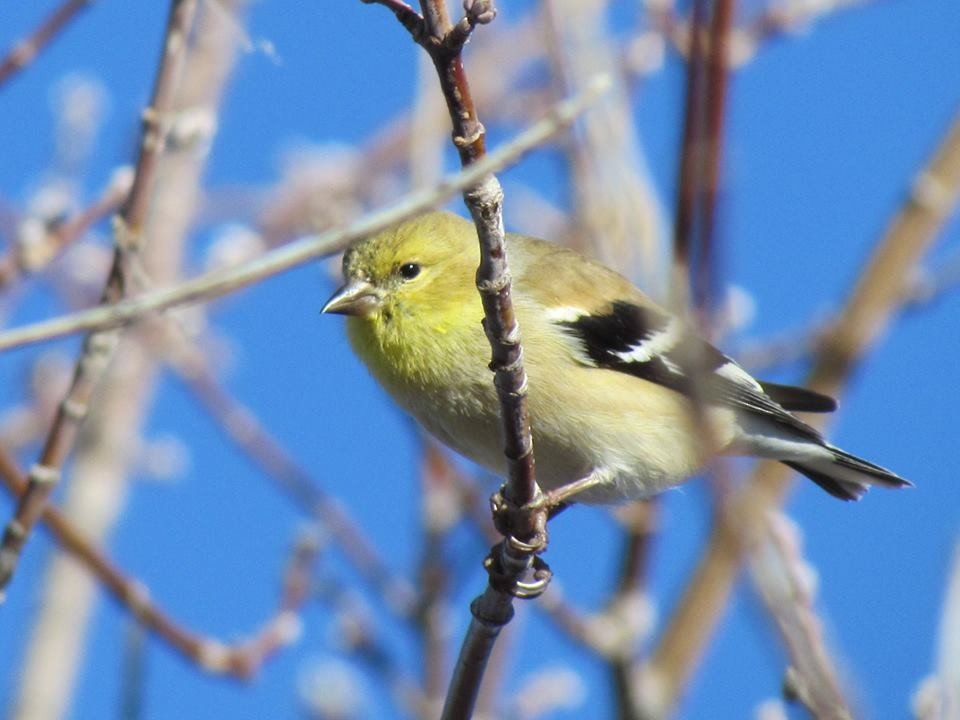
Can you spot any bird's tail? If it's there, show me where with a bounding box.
[784,446,912,501]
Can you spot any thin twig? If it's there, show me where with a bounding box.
[0,0,93,89]
[313,573,430,716]
[0,170,130,290]
[118,621,147,720]
[0,78,609,354]
[0,0,200,595]
[646,107,960,718]
[749,512,852,718]
[417,444,459,714]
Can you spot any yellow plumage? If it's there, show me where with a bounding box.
[323,211,908,503]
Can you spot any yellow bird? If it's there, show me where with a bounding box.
[323,211,909,504]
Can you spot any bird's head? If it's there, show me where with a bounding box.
[322,211,481,326]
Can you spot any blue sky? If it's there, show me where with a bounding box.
[1,1,959,719]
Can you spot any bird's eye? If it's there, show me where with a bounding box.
[399,263,421,280]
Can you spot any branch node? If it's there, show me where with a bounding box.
[452,121,485,149]
[2,520,26,543]
[911,170,952,212]
[27,464,62,485]
[197,640,232,673]
[476,268,511,294]
[59,397,89,421]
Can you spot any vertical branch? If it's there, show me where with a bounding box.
[541,0,665,282]
[416,444,457,713]
[118,622,148,720]
[0,0,200,595]
[917,541,960,719]
[670,0,709,309]
[364,2,546,717]
[696,0,734,318]
[608,501,657,720]
[664,0,737,493]
[672,0,734,320]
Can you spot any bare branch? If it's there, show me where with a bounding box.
[364,0,559,714]
[0,169,130,290]
[646,106,960,716]
[0,78,608,353]
[914,541,960,719]
[0,0,93,89]
[749,513,852,718]
[0,0,201,595]
[0,446,305,679]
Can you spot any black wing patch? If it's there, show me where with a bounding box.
[558,301,824,440]
[757,381,837,413]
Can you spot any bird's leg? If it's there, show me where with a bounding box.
[489,469,605,542]
[527,469,607,516]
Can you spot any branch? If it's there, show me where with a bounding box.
[738,242,960,374]
[365,1,557,716]
[914,540,960,719]
[0,445,306,679]
[670,0,709,305]
[655,0,882,69]
[0,78,608,353]
[749,512,852,717]
[0,0,93,89]
[646,106,960,716]
[417,444,459,713]
[11,4,243,713]
[0,0,201,595]
[0,169,130,290]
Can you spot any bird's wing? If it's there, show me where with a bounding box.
[507,234,833,439]
[556,300,825,441]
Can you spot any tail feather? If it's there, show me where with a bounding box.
[785,446,912,502]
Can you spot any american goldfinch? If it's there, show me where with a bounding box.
[323,211,910,503]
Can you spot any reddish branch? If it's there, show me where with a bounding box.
[0,0,93,89]
[0,0,200,594]
[364,1,545,718]
[671,0,709,288]
[671,0,735,319]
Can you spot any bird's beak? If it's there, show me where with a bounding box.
[321,279,381,317]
